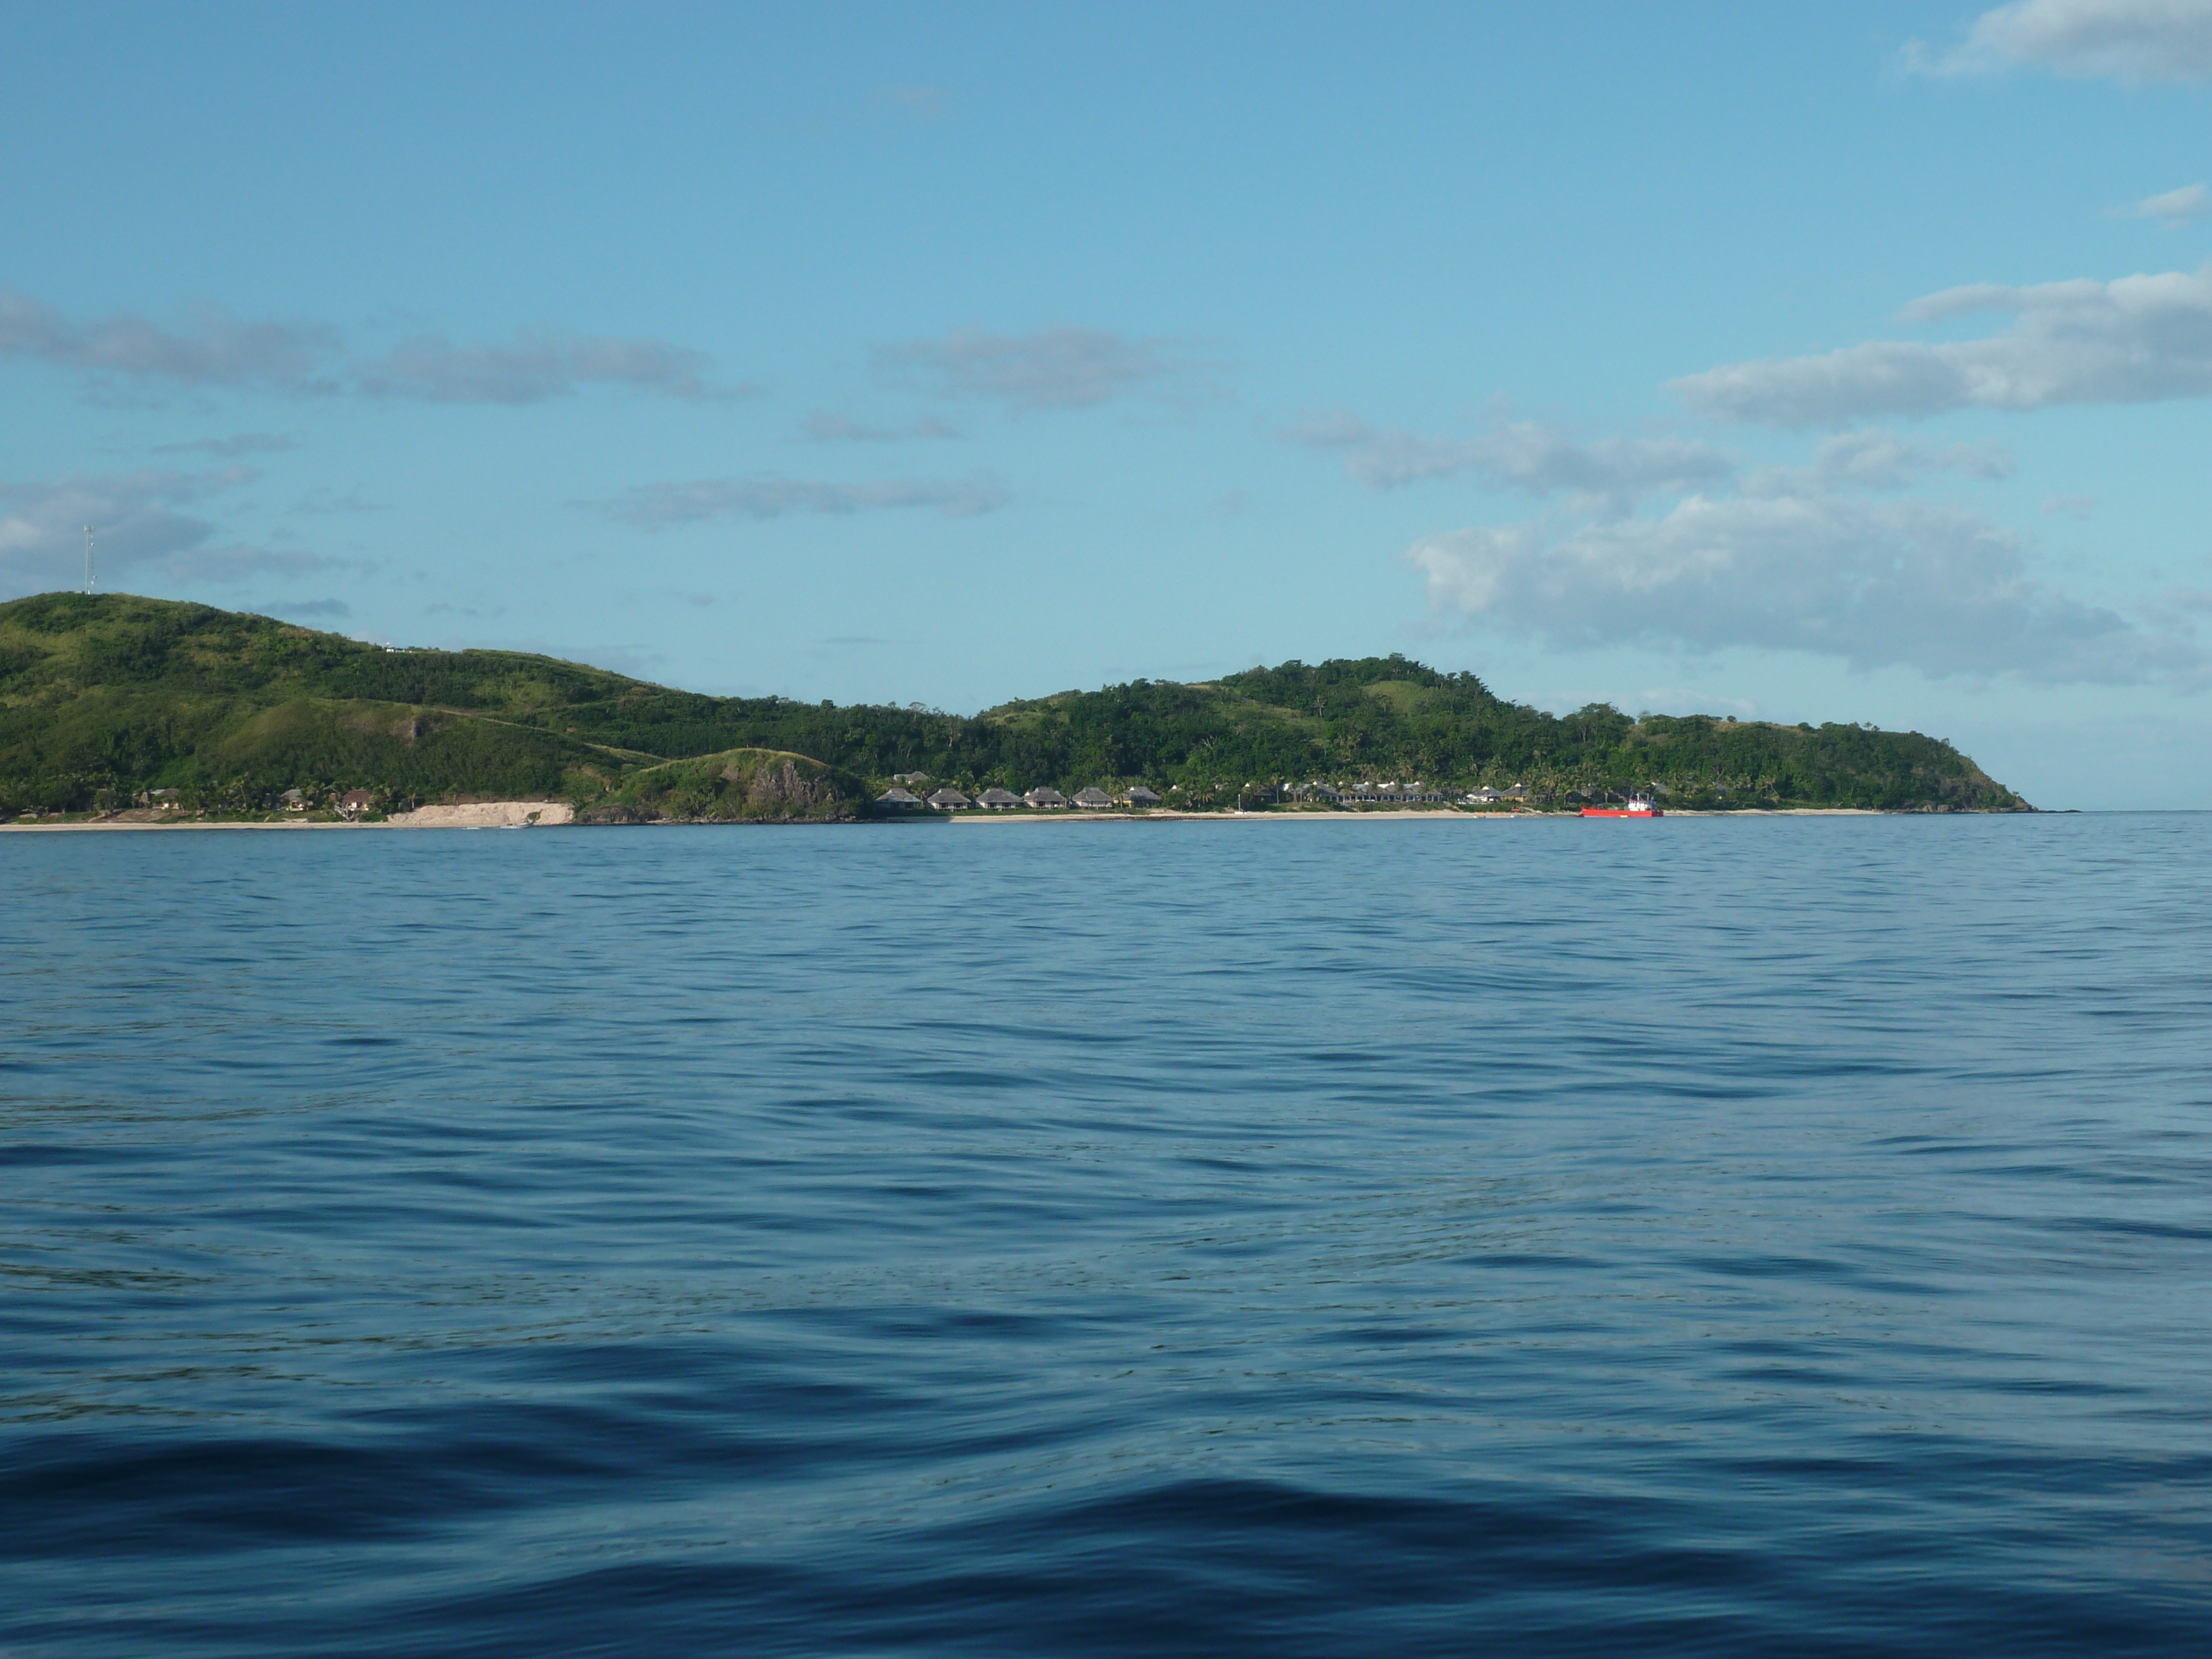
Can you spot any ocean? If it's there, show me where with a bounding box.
[3,814,2208,1656]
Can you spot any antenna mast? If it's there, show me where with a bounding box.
[84,526,95,594]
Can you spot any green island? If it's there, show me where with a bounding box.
[0,592,2030,822]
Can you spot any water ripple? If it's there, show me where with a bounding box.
[2,815,2209,1655]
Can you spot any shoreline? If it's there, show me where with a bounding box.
[0,800,576,831]
[943,807,1887,822]
[0,802,1964,832]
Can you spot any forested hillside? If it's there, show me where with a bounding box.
[0,593,2028,815]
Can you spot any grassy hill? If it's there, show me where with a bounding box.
[0,593,2029,816]
[0,592,865,820]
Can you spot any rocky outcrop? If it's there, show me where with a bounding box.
[743,759,838,813]
[593,748,866,824]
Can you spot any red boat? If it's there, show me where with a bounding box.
[1582,794,1662,817]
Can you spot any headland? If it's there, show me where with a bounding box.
[0,592,2031,827]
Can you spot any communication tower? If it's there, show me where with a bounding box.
[84,525,95,594]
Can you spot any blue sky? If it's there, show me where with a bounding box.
[5,1,2211,807]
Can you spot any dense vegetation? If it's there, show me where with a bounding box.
[0,593,2028,816]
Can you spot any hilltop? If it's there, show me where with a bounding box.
[0,593,2030,818]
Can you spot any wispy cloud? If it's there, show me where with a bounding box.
[1,287,735,405]
[875,85,953,120]
[1639,686,1761,719]
[1,469,227,586]
[150,432,300,457]
[165,545,348,583]
[0,289,336,392]
[801,410,962,442]
[586,474,1010,528]
[1282,411,1732,508]
[875,326,1218,411]
[357,332,732,404]
[1906,0,2212,83]
[1743,429,2013,494]
[1674,262,2212,425]
[289,486,391,515]
[0,467,359,593]
[1408,493,2200,685]
[2113,182,2212,226]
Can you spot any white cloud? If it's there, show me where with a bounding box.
[0,289,336,391]
[1913,0,2212,82]
[1674,262,2212,425]
[2115,182,2212,225]
[589,474,1010,528]
[1408,493,2203,685]
[874,327,1214,410]
[1282,412,1733,508]
[357,332,727,403]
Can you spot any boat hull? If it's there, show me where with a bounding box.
[1580,807,1662,817]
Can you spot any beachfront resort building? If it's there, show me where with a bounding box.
[872,783,1513,814]
[1293,782,1448,805]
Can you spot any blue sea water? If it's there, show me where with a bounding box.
[2,814,2209,1657]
